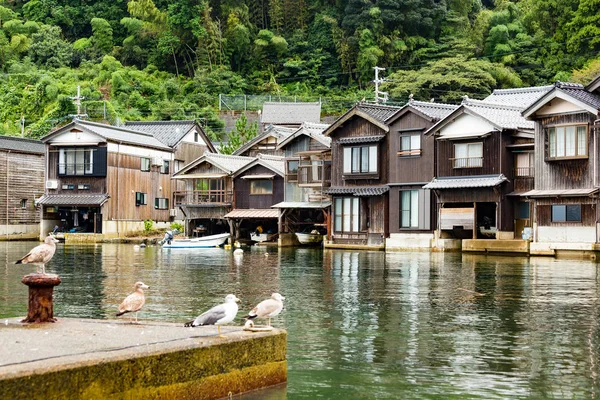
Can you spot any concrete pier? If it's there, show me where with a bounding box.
[0,318,287,399]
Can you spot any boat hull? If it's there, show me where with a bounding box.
[295,232,323,245]
[162,233,230,248]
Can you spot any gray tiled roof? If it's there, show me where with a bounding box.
[423,174,507,190]
[337,135,385,144]
[276,122,331,150]
[325,186,390,196]
[256,153,285,175]
[402,100,459,121]
[356,103,401,122]
[462,98,534,130]
[556,82,600,110]
[124,120,199,148]
[37,194,110,206]
[261,102,321,124]
[45,120,172,151]
[484,85,554,109]
[205,152,254,174]
[0,135,45,154]
[232,125,295,156]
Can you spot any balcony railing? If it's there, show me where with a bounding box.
[58,163,93,175]
[451,157,483,168]
[174,190,232,206]
[514,167,534,177]
[297,164,331,186]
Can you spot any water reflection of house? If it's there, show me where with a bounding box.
[172,152,253,236]
[272,122,331,246]
[323,103,400,249]
[0,135,45,238]
[423,97,537,247]
[225,154,285,241]
[521,79,600,255]
[38,120,174,239]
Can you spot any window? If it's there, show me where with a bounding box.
[141,157,150,172]
[62,184,75,190]
[517,202,530,219]
[20,199,27,209]
[334,197,360,232]
[194,131,199,142]
[77,184,90,190]
[250,180,273,195]
[453,142,483,168]
[343,145,377,174]
[398,135,421,156]
[287,160,299,181]
[551,204,581,222]
[548,125,587,159]
[174,160,183,173]
[59,148,94,175]
[160,160,170,174]
[135,192,147,206]
[515,152,534,177]
[400,190,419,228]
[155,198,169,209]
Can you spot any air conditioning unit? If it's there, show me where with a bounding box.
[46,180,58,189]
[169,208,177,217]
[151,157,163,166]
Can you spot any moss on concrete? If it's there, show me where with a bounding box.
[0,332,287,400]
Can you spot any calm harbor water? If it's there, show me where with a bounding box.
[1,242,599,399]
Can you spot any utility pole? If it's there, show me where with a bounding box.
[69,85,88,120]
[373,66,388,104]
[21,115,25,136]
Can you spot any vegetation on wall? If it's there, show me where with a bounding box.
[0,0,600,137]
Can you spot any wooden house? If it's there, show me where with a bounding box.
[322,103,401,249]
[0,136,45,239]
[260,102,321,131]
[172,152,253,236]
[423,97,536,242]
[224,154,285,241]
[521,80,600,254]
[273,122,331,244]
[37,120,174,240]
[233,125,296,157]
[384,99,458,250]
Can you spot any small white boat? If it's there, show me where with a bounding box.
[295,232,323,245]
[162,233,230,248]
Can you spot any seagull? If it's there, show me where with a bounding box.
[184,294,241,337]
[246,293,285,326]
[116,282,149,324]
[14,235,59,274]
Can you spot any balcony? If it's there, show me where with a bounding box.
[173,190,232,206]
[514,167,535,192]
[58,163,94,176]
[451,157,483,169]
[297,164,331,187]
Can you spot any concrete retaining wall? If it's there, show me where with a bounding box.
[386,233,434,251]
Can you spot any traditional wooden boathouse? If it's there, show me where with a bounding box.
[521,80,600,256]
[0,136,45,239]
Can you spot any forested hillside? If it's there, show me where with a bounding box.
[1,0,600,137]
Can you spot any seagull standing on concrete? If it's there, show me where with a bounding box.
[116,282,149,324]
[14,235,59,274]
[184,294,241,337]
[246,293,285,326]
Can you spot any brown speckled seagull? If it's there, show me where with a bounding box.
[116,282,149,324]
[14,235,59,274]
[246,293,285,326]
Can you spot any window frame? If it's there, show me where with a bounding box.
[398,134,422,157]
[400,190,419,228]
[20,199,27,209]
[286,159,299,182]
[155,197,169,210]
[135,192,147,206]
[160,160,170,174]
[453,142,483,168]
[334,197,361,233]
[141,157,151,172]
[343,145,378,174]
[551,204,581,222]
[546,124,588,160]
[58,148,94,176]
[250,180,273,195]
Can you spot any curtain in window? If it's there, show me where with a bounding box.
[401,191,410,228]
[343,198,351,231]
[352,198,359,232]
[334,198,342,231]
[577,126,587,156]
[549,128,556,157]
[343,147,351,173]
[410,190,419,227]
[59,149,66,174]
[368,146,377,173]
[556,127,565,157]
[565,126,576,156]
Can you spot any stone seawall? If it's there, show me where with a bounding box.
[0,318,287,399]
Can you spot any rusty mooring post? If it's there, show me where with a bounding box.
[21,274,61,323]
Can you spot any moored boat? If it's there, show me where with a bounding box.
[162,233,230,248]
[295,232,323,245]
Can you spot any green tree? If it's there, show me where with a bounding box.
[219,113,258,154]
[28,25,73,68]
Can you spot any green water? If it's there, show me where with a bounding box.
[1,242,599,399]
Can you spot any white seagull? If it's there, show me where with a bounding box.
[116,281,149,324]
[14,235,59,274]
[246,293,285,326]
[185,294,241,337]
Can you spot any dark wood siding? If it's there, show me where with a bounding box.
[437,134,500,177]
[534,112,595,190]
[234,165,284,209]
[536,203,595,226]
[0,150,44,225]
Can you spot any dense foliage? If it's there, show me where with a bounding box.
[1,0,600,137]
